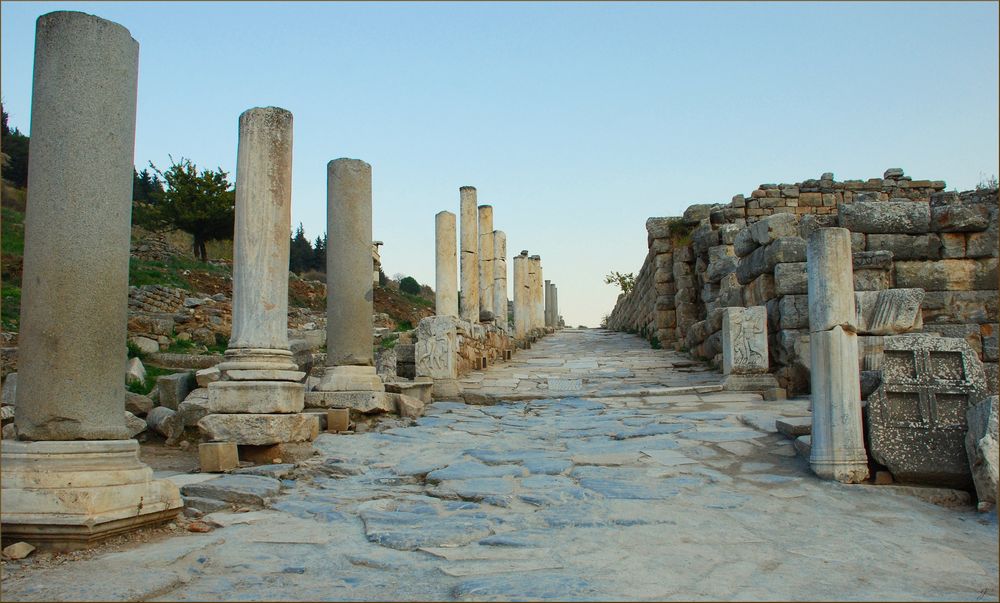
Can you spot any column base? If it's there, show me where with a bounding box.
[431,379,461,400]
[197,413,319,446]
[722,374,786,400]
[207,380,304,413]
[0,440,181,551]
[216,347,300,376]
[809,452,871,484]
[315,365,385,393]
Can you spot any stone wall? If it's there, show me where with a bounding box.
[608,169,999,396]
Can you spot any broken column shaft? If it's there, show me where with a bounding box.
[513,252,530,339]
[478,205,494,318]
[493,231,508,330]
[460,186,480,322]
[435,210,458,318]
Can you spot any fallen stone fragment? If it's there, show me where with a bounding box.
[125,391,154,416]
[125,411,147,438]
[186,520,215,533]
[966,396,999,507]
[2,542,35,560]
[180,474,282,507]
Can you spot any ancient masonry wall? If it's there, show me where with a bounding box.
[607,170,999,396]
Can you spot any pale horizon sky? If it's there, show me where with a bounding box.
[2,1,998,327]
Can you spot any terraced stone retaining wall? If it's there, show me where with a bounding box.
[607,169,999,396]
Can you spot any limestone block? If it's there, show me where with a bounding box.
[839,201,931,234]
[130,336,160,356]
[305,390,394,414]
[854,270,891,292]
[125,411,146,438]
[733,227,758,258]
[1,373,16,405]
[718,223,741,245]
[705,255,738,283]
[983,324,998,362]
[195,367,221,387]
[751,213,799,246]
[930,204,991,232]
[326,408,350,432]
[966,214,999,258]
[199,442,239,473]
[966,396,999,507]
[940,233,967,259]
[125,392,154,416]
[895,258,997,291]
[645,217,674,245]
[852,250,894,270]
[866,234,941,261]
[867,335,986,489]
[197,413,319,445]
[176,393,211,428]
[735,237,806,285]
[854,289,924,335]
[126,357,146,384]
[743,274,776,308]
[774,262,808,295]
[921,291,998,325]
[778,295,810,330]
[157,372,194,410]
[722,307,768,375]
[393,393,425,419]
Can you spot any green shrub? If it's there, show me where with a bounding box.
[399,276,421,295]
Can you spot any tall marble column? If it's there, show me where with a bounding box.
[208,107,305,414]
[493,231,508,330]
[460,186,480,322]
[544,280,554,327]
[317,159,384,393]
[435,210,458,318]
[551,284,559,327]
[807,227,869,484]
[3,11,180,548]
[512,251,530,339]
[478,205,495,318]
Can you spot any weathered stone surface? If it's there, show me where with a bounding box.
[733,227,758,258]
[778,295,810,330]
[776,417,811,437]
[966,213,999,258]
[774,262,807,295]
[866,234,941,260]
[180,474,281,507]
[854,289,924,335]
[966,396,998,507]
[415,315,458,380]
[206,380,304,414]
[852,250,894,270]
[807,228,857,333]
[895,259,997,291]
[921,291,998,325]
[146,406,182,439]
[125,411,146,438]
[195,367,221,387]
[930,204,991,232]
[1,373,16,406]
[197,413,319,445]
[868,335,986,489]
[735,237,806,285]
[157,372,193,411]
[176,390,212,427]
[125,391,154,416]
[839,201,930,234]
[126,357,146,384]
[751,213,799,246]
[130,336,160,356]
[722,307,768,375]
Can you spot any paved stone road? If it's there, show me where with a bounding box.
[3,329,998,601]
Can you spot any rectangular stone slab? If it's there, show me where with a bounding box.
[197,413,319,445]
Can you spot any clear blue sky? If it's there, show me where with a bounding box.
[3,2,997,327]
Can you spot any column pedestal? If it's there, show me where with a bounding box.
[0,440,181,551]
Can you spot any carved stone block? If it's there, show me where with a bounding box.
[722,306,768,375]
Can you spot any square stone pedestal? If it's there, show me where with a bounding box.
[0,440,182,551]
[207,380,305,414]
[316,365,385,392]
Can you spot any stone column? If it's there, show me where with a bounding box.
[493,231,508,330]
[316,159,384,393]
[3,11,180,548]
[552,284,559,327]
[512,251,530,339]
[435,210,458,318]
[544,280,554,327]
[529,256,544,331]
[478,205,495,319]
[460,186,479,322]
[208,108,304,414]
[807,227,869,484]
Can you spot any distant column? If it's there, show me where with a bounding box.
[530,255,544,331]
[478,205,494,319]
[435,211,458,318]
[512,251,530,338]
[493,231,508,330]
[544,280,554,327]
[552,284,559,328]
[807,227,869,484]
[460,186,479,322]
[317,159,384,393]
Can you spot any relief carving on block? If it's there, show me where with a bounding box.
[722,306,768,375]
[855,288,924,336]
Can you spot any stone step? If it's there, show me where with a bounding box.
[776,417,812,438]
